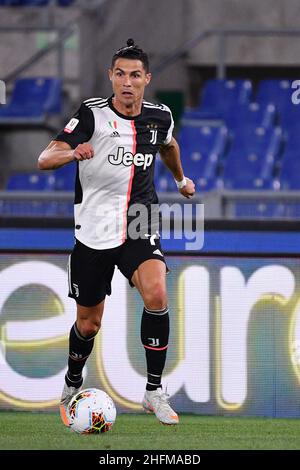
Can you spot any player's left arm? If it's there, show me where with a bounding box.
[159,136,195,198]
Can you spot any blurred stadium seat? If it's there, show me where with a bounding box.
[234,202,282,218]
[179,124,228,191]
[225,102,276,130]
[0,77,62,122]
[256,79,292,109]
[6,172,55,191]
[235,200,300,219]
[255,79,297,128]
[198,79,253,116]
[3,172,56,216]
[154,172,177,192]
[278,101,300,129]
[222,126,282,189]
[54,162,76,191]
[278,127,300,190]
[154,154,177,192]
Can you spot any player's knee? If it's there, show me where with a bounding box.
[77,318,101,338]
[143,282,167,310]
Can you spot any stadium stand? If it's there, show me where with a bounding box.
[156,77,299,218]
[1,75,299,219]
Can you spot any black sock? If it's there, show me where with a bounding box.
[141,306,169,391]
[65,322,96,388]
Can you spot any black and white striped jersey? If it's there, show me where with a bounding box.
[55,95,174,249]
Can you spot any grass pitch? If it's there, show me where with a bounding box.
[0,411,299,450]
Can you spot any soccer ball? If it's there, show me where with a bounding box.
[68,388,116,434]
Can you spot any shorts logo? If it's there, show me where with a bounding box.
[70,352,82,359]
[72,283,79,297]
[108,147,154,170]
[64,118,79,134]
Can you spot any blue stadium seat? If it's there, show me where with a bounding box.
[279,152,300,190]
[277,101,300,129]
[54,162,76,191]
[256,79,293,110]
[4,172,56,216]
[178,124,227,191]
[1,200,59,217]
[154,173,176,192]
[180,108,224,125]
[225,102,276,130]
[278,127,300,190]
[256,79,300,129]
[223,126,282,189]
[273,203,300,218]
[0,77,62,121]
[198,79,252,115]
[235,202,281,218]
[3,171,74,217]
[6,172,55,191]
[154,163,173,192]
[183,79,252,124]
[154,154,177,192]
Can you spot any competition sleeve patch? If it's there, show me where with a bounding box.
[64,118,79,134]
[55,102,95,149]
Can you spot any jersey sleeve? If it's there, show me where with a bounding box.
[163,106,174,145]
[54,103,94,149]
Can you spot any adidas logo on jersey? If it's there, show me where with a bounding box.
[110,130,120,138]
[108,147,154,170]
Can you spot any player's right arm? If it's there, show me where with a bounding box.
[37,141,94,170]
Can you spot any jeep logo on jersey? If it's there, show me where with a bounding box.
[108,147,154,170]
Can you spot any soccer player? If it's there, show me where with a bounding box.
[38,39,195,426]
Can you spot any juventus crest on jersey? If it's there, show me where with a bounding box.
[55,96,174,249]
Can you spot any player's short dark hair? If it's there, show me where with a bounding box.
[111,39,149,73]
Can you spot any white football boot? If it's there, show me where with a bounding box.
[60,381,82,426]
[142,388,179,425]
